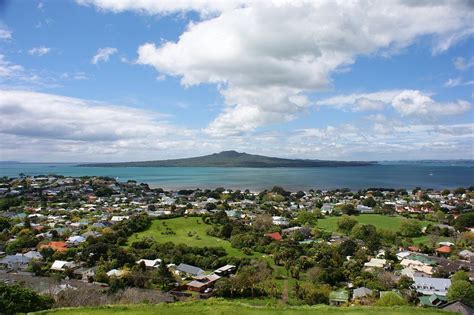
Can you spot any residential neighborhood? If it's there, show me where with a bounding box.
[0,175,473,313]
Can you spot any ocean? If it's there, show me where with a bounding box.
[0,161,472,191]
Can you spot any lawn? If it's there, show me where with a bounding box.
[34,299,454,315]
[128,217,252,258]
[317,214,430,233]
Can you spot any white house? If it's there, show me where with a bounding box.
[413,277,451,296]
[136,258,161,268]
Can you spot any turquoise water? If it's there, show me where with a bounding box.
[0,162,472,191]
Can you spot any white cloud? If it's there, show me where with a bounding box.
[317,89,471,118]
[28,46,51,56]
[444,77,463,87]
[392,90,470,117]
[76,0,244,16]
[91,47,118,64]
[453,57,474,70]
[129,1,473,135]
[0,55,24,78]
[0,89,472,162]
[0,28,12,40]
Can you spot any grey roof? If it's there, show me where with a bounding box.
[177,263,205,276]
[413,277,451,296]
[0,255,31,265]
[353,287,373,299]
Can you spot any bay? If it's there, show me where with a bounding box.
[0,161,472,191]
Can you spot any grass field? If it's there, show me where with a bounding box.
[128,217,251,258]
[33,299,454,315]
[317,214,430,233]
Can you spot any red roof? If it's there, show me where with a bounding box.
[264,232,282,241]
[40,241,68,252]
[436,245,452,254]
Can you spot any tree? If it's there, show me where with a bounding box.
[341,203,358,215]
[156,262,176,291]
[455,212,474,231]
[447,280,474,307]
[0,283,53,313]
[362,197,376,207]
[399,219,422,237]
[451,270,470,283]
[375,292,408,306]
[297,210,318,227]
[337,215,358,235]
[351,224,380,251]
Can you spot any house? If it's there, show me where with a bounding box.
[264,232,282,241]
[329,289,349,306]
[107,269,127,278]
[435,245,452,256]
[186,274,221,292]
[0,255,32,271]
[272,216,289,226]
[20,250,42,260]
[50,260,76,271]
[111,216,129,222]
[321,203,333,214]
[364,258,387,269]
[136,258,161,269]
[356,204,374,213]
[214,264,236,277]
[413,277,451,296]
[352,287,373,300]
[418,294,448,308]
[40,241,68,252]
[73,266,96,280]
[82,230,102,239]
[458,249,474,261]
[441,301,474,315]
[176,263,205,277]
[67,235,86,246]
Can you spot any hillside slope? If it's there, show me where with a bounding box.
[33,300,454,315]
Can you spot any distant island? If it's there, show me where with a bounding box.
[79,150,376,168]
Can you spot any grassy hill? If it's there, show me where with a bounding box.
[127,217,255,258]
[80,150,375,168]
[33,299,454,315]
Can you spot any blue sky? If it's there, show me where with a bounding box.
[0,0,473,162]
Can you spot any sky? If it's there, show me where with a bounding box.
[0,0,473,162]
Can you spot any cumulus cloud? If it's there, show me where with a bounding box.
[91,47,117,64]
[0,89,181,142]
[0,89,472,162]
[28,46,51,56]
[317,89,471,118]
[128,1,474,135]
[392,90,470,117]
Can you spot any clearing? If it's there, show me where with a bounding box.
[128,217,252,257]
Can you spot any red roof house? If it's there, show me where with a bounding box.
[264,232,282,241]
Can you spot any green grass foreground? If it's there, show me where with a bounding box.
[128,217,252,257]
[32,299,454,315]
